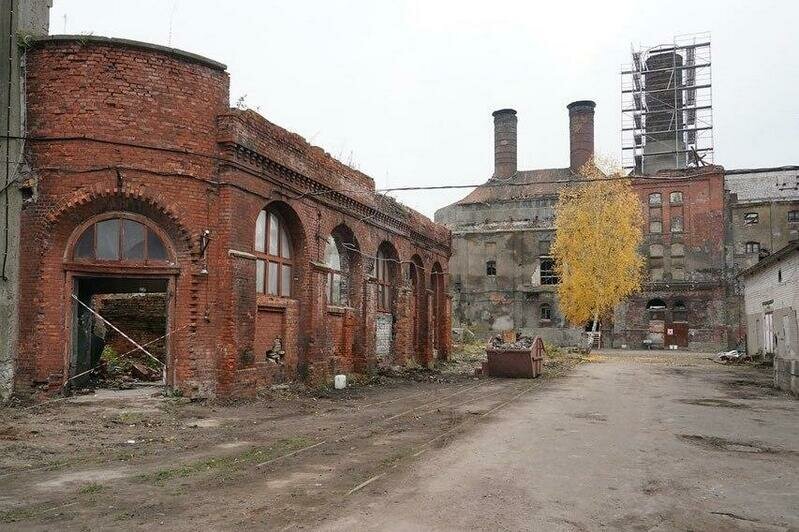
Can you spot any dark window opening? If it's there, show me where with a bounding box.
[646,298,667,321]
[788,210,799,223]
[745,241,760,254]
[540,257,558,285]
[486,260,496,276]
[540,303,552,322]
[743,212,759,225]
[672,300,687,322]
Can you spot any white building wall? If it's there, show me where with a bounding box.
[742,249,799,396]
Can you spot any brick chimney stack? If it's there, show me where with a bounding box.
[567,100,596,174]
[492,109,517,178]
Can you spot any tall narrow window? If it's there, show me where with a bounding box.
[324,234,348,306]
[649,193,663,234]
[486,260,496,276]
[540,303,552,322]
[254,208,293,296]
[376,245,395,312]
[669,191,683,204]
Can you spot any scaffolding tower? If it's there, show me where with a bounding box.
[621,33,714,174]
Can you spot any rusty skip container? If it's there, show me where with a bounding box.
[485,336,545,378]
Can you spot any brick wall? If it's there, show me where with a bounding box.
[17,36,451,399]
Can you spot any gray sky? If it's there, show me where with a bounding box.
[50,1,799,218]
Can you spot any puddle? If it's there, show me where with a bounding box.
[678,434,795,455]
[679,398,748,409]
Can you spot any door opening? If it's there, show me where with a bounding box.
[71,276,169,392]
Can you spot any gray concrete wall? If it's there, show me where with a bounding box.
[436,196,583,345]
[0,0,50,399]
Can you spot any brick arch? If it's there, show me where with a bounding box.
[43,186,195,264]
[16,186,199,395]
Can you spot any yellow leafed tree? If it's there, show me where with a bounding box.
[551,161,644,332]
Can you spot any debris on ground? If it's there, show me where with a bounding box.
[487,333,534,350]
[713,350,753,364]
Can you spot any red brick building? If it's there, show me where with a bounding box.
[16,36,451,398]
[613,166,733,350]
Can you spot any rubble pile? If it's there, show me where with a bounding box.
[487,334,534,350]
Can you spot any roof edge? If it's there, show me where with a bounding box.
[27,35,227,71]
[738,240,799,278]
[725,165,799,175]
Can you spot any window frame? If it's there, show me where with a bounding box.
[72,214,171,265]
[325,234,346,306]
[648,193,662,206]
[540,303,552,322]
[745,241,760,254]
[540,256,558,285]
[788,210,799,223]
[376,246,395,312]
[486,260,497,276]
[669,191,683,205]
[254,208,293,297]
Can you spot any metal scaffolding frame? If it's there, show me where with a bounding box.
[621,33,714,173]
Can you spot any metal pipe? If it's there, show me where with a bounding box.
[1,1,13,280]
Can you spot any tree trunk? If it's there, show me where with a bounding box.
[591,309,600,333]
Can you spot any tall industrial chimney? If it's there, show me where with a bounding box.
[567,100,595,174]
[492,109,517,178]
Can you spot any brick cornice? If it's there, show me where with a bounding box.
[218,140,450,255]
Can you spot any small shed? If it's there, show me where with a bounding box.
[738,241,799,396]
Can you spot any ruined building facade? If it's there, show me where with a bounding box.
[15,36,451,399]
[437,102,738,350]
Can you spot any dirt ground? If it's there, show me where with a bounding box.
[0,346,576,530]
[2,349,796,531]
[323,350,799,531]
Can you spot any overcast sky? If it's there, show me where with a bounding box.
[50,1,799,218]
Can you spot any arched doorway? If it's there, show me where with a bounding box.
[65,213,178,391]
[375,242,399,362]
[645,298,667,348]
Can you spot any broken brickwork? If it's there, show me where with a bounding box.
[16,36,451,399]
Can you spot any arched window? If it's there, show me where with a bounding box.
[254,208,292,296]
[73,217,169,263]
[376,243,397,312]
[672,300,687,322]
[540,303,552,322]
[325,234,346,305]
[646,299,667,321]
